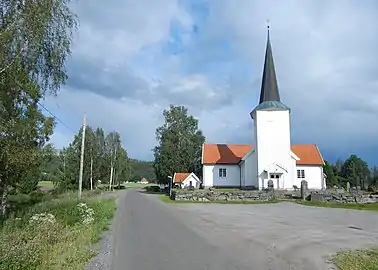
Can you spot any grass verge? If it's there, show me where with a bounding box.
[159,194,279,204]
[332,248,378,270]
[296,201,378,212]
[0,194,116,270]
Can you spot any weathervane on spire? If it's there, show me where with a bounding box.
[266,19,270,31]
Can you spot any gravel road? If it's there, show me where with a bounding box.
[86,189,378,270]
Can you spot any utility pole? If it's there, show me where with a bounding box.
[63,153,66,180]
[109,145,117,191]
[78,113,86,199]
[90,157,93,190]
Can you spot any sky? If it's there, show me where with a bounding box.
[43,0,378,165]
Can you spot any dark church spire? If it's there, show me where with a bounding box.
[259,25,280,104]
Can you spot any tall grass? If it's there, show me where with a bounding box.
[0,193,116,270]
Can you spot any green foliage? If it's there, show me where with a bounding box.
[153,105,205,184]
[0,0,77,216]
[0,195,116,270]
[42,127,132,192]
[323,161,337,187]
[325,155,373,190]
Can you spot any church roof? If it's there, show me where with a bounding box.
[252,26,290,115]
[202,144,324,165]
[259,27,280,104]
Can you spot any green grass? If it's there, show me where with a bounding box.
[332,248,378,270]
[159,194,279,204]
[124,182,154,188]
[296,201,378,212]
[0,193,116,270]
[38,181,55,189]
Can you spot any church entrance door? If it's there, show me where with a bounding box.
[269,173,281,189]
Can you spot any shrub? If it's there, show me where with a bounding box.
[0,195,116,270]
[113,185,126,190]
[145,185,161,193]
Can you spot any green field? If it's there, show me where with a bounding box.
[38,181,55,189]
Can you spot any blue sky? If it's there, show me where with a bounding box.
[43,0,378,165]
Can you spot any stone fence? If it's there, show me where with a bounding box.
[309,191,378,204]
[171,189,290,202]
[171,189,378,204]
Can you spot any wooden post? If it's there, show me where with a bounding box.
[90,157,93,190]
[78,113,86,199]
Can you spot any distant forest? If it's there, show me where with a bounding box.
[129,159,156,183]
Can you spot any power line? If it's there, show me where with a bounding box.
[37,101,76,133]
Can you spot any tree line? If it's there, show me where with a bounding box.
[324,155,377,190]
[41,127,132,192]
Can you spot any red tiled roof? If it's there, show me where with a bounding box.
[202,144,324,165]
[173,173,190,183]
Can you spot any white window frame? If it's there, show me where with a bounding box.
[297,169,305,179]
[218,168,227,178]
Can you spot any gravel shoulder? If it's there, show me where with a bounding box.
[85,190,127,270]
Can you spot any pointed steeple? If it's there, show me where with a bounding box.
[250,24,290,119]
[259,25,280,104]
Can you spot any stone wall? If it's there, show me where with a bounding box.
[171,187,378,204]
[171,189,289,202]
[310,191,378,204]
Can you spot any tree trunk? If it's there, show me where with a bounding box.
[109,165,113,191]
[0,186,8,217]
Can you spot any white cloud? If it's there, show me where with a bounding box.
[47,0,378,163]
[45,89,163,160]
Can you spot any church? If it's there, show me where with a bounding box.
[201,29,326,190]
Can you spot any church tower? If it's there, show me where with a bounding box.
[250,27,293,189]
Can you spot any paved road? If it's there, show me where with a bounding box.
[111,190,378,270]
[113,189,252,270]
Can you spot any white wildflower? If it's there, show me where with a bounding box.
[29,212,56,225]
[77,202,95,224]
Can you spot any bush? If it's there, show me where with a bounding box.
[113,185,126,190]
[7,191,53,216]
[144,185,161,193]
[0,195,116,270]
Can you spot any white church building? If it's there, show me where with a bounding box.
[201,29,326,190]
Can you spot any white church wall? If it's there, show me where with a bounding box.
[203,164,240,187]
[295,165,325,189]
[282,155,298,189]
[254,110,292,189]
[240,161,246,187]
[242,151,258,187]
